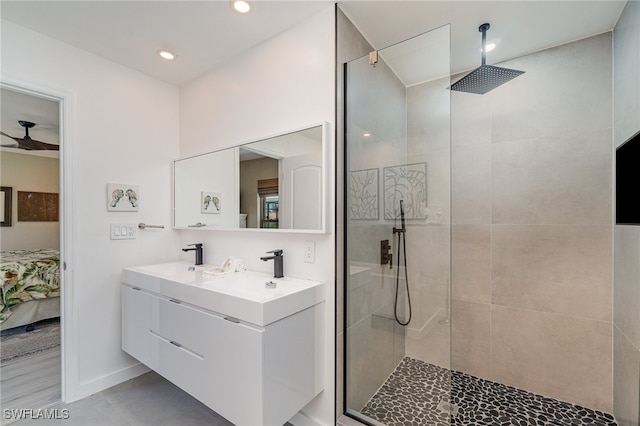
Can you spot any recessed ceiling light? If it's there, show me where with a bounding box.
[484,43,496,53]
[232,0,251,14]
[158,49,176,61]
[363,133,371,137]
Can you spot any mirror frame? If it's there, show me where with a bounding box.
[172,121,329,233]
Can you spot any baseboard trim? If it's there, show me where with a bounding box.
[73,362,150,402]
[289,411,323,426]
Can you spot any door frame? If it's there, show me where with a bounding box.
[1,78,78,402]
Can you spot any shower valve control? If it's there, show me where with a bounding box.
[380,239,393,269]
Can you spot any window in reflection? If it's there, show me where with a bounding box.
[260,195,279,228]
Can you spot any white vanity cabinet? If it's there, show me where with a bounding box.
[121,264,324,426]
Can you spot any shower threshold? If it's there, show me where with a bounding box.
[359,357,617,426]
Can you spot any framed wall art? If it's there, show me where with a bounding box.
[1,186,12,226]
[17,191,59,222]
[383,162,427,220]
[107,183,139,212]
[350,168,379,220]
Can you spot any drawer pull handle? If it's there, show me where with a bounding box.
[224,316,240,323]
[169,299,181,304]
[170,341,182,347]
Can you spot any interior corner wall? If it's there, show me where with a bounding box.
[178,5,336,425]
[1,21,181,401]
[0,152,60,250]
[613,1,640,424]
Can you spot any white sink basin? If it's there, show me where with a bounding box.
[136,262,207,275]
[122,261,324,326]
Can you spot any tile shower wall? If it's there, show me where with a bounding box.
[451,33,613,412]
[404,76,451,367]
[613,1,640,425]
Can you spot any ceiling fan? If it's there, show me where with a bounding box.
[1,120,59,151]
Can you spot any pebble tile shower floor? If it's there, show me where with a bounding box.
[360,357,618,426]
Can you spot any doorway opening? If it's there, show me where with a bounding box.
[0,84,67,423]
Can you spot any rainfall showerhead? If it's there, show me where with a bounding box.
[450,23,525,95]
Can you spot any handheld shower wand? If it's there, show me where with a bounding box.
[393,200,412,326]
[393,200,406,235]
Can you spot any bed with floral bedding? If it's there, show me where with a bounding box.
[1,249,60,328]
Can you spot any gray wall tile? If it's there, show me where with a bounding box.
[613,2,640,422]
[613,326,640,426]
[491,305,613,412]
[492,224,612,321]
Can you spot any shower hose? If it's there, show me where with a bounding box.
[394,227,412,326]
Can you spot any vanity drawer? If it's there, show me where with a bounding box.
[150,331,207,398]
[199,313,264,425]
[150,301,265,425]
[122,285,153,364]
[150,296,224,356]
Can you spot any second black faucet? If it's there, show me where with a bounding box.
[260,249,283,278]
[182,243,203,265]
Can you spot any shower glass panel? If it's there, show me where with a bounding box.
[344,24,451,424]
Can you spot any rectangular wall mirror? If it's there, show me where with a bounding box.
[173,122,327,233]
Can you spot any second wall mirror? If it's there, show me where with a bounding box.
[174,122,327,233]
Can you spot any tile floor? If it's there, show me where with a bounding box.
[2,321,300,425]
[359,357,618,426]
[8,371,234,426]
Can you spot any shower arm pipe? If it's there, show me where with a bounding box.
[480,23,490,66]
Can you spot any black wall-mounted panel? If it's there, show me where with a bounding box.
[616,130,640,225]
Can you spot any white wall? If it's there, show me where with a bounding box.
[0,152,60,250]
[179,5,336,424]
[1,21,181,400]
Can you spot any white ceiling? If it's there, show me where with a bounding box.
[0,0,628,153]
[339,1,627,79]
[1,0,627,88]
[0,0,333,87]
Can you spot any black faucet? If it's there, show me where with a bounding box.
[182,243,203,265]
[260,249,283,278]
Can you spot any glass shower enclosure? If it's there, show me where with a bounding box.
[344,24,452,424]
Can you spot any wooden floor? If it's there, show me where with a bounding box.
[0,348,61,426]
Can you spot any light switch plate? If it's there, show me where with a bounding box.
[111,223,136,240]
